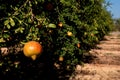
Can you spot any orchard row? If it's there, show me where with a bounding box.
[0,0,114,78]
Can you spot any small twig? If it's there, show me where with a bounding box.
[13,0,29,16]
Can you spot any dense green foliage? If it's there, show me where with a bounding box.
[0,0,114,79]
[113,18,120,31]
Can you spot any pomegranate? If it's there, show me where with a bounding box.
[23,41,43,60]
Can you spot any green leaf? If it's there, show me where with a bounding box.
[93,31,98,34]
[20,27,25,33]
[9,18,15,27]
[15,27,25,33]
[6,24,11,29]
[48,23,56,28]
[15,28,19,33]
[0,38,5,42]
[4,19,9,26]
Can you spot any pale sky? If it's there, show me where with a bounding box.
[106,0,120,19]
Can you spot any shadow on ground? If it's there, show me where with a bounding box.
[0,51,77,80]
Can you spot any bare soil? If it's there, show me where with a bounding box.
[70,31,120,80]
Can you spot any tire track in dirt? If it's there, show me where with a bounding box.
[70,31,120,80]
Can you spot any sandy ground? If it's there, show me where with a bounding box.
[70,31,120,80]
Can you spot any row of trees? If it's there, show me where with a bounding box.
[0,0,114,79]
[113,18,120,31]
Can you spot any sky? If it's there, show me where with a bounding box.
[106,0,120,19]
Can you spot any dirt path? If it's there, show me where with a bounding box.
[70,31,120,80]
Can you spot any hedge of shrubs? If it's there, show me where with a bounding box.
[0,0,114,79]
